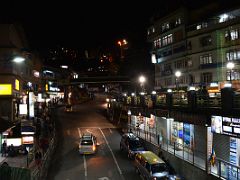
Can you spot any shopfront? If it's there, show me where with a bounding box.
[170,121,194,150]
[211,115,240,178]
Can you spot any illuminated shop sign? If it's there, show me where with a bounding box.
[15,79,19,90]
[19,104,27,115]
[211,115,240,137]
[29,92,34,118]
[0,84,12,95]
[22,136,34,144]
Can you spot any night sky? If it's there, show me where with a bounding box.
[1,0,238,51]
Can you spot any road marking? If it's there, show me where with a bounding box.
[109,128,112,134]
[98,177,109,180]
[78,128,82,138]
[79,128,87,179]
[99,128,125,180]
[86,129,93,134]
[83,155,87,179]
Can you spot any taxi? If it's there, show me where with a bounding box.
[134,151,169,180]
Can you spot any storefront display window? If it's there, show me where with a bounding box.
[171,122,183,148]
[171,121,194,150]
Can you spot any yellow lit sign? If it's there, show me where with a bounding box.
[45,84,48,91]
[15,79,19,90]
[0,84,12,95]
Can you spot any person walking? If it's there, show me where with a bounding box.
[35,151,42,168]
[1,140,7,157]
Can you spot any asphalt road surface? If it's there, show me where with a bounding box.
[47,97,141,180]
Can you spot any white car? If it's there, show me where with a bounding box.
[79,133,97,154]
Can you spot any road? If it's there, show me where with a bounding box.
[47,97,141,180]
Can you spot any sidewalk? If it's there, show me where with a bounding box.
[0,153,28,168]
[0,154,6,164]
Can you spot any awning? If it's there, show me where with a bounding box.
[3,123,21,137]
[21,125,35,135]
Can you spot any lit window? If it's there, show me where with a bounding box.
[226,50,240,61]
[176,18,181,25]
[167,34,173,44]
[196,25,201,30]
[230,29,239,40]
[152,27,155,33]
[200,54,213,64]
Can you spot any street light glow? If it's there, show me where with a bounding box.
[152,91,156,95]
[13,57,25,63]
[139,75,146,83]
[175,71,181,77]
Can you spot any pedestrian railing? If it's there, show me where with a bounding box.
[210,158,240,180]
[129,124,206,171]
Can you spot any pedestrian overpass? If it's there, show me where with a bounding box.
[61,76,130,85]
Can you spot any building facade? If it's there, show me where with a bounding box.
[146,5,240,180]
[148,7,240,91]
[0,24,43,122]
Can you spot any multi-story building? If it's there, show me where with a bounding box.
[148,6,240,92]
[146,4,240,180]
[0,24,43,123]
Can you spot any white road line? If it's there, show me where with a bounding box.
[83,155,88,179]
[99,128,125,180]
[109,128,112,134]
[86,129,93,134]
[78,128,82,138]
[79,128,87,180]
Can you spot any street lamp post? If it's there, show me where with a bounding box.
[175,71,181,102]
[117,39,128,59]
[175,71,181,91]
[226,62,235,83]
[127,110,131,132]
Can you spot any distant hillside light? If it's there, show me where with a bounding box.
[13,57,25,63]
[118,41,122,46]
[123,39,127,45]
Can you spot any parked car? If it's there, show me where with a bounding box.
[134,151,169,180]
[120,132,145,159]
[79,133,97,154]
[64,104,72,112]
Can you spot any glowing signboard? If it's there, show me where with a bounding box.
[0,84,12,95]
[15,79,19,90]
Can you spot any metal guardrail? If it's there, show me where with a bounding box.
[129,124,206,171]
[211,158,240,180]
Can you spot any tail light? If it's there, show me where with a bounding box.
[92,145,96,151]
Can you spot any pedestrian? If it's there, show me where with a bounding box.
[1,141,7,157]
[35,151,42,167]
